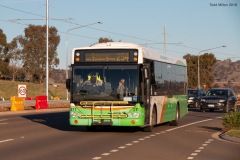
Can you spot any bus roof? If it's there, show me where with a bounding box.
[72,42,186,66]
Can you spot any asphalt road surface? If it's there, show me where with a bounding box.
[0,108,239,160]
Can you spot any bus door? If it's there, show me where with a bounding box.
[142,64,151,124]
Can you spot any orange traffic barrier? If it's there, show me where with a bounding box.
[11,96,25,111]
[35,96,48,109]
[53,97,60,100]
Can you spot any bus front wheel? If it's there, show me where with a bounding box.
[169,106,180,126]
[144,106,157,132]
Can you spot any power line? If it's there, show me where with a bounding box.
[0,4,45,18]
[0,4,74,24]
[87,26,161,43]
[58,31,96,40]
[0,19,28,26]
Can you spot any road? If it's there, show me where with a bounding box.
[0,108,239,160]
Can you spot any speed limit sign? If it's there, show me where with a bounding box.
[18,85,27,97]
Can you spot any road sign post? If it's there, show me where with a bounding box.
[18,85,27,98]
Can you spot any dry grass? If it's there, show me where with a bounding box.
[0,80,67,100]
[226,129,240,138]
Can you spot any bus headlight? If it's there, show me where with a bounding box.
[128,113,133,118]
[133,112,140,118]
[71,112,76,118]
[128,112,140,118]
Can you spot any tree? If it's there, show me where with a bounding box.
[7,36,24,81]
[18,25,60,83]
[183,54,198,88]
[200,53,217,87]
[183,53,217,89]
[98,37,113,43]
[0,28,7,53]
[0,28,10,79]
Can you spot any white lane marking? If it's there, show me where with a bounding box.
[119,146,126,149]
[93,118,218,160]
[208,139,214,141]
[191,153,198,156]
[166,119,213,132]
[101,153,110,156]
[110,149,118,152]
[0,119,8,124]
[0,122,8,125]
[0,139,14,143]
[187,138,214,159]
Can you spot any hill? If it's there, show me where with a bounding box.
[214,59,240,94]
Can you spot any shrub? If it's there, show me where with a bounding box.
[222,111,240,129]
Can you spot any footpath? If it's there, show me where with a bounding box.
[219,131,240,144]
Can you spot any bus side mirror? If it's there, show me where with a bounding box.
[66,79,70,91]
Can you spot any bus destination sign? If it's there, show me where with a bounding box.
[85,52,129,62]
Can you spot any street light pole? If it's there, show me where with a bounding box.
[65,22,102,100]
[197,45,226,89]
[46,0,49,100]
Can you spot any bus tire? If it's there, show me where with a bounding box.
[144,106,157,132]
[169,106,180,126]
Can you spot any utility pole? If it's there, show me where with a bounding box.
[163,25,166,54]
[46,0,49,100]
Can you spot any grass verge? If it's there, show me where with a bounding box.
[0,80,67,100]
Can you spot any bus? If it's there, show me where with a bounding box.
[66,42,188,131]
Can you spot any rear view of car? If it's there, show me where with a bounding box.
[200,88,238,112]
[188,89,206,108]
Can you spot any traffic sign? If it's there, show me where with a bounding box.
[18,85,27,97]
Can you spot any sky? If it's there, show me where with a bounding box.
[0,0,239,69]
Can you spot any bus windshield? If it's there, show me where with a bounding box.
[72,65,138,104]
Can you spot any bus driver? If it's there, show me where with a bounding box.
[117,78,125,99]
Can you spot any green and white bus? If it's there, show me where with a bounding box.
[66,42,188,131]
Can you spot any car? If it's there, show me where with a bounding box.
[200,88,238,112]
[187,88,206,108]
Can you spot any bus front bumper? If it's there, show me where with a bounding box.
[69,117,144,127]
